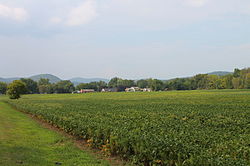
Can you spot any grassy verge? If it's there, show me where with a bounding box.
[0,101,110,166]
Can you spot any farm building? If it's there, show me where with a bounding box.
[72,90,81,94]
[125,87,152,92]
[80,89,95,93]
[125,87,141,92]
[101,88,118,92]
[143,88,152,92]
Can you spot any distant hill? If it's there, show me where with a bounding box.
[0,71,232,84]
[163,71,233,82]
[0,74,61,83]
[0,77,20,83]
[29,74,61,83]
[0,74,108,84]
[207,71,232,76]
[70,77,109,85]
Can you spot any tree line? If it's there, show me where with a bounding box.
[77,68,250,91]
[0,68,250,99]
[166,68,250,90]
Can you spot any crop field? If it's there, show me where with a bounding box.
[5,90,250,165]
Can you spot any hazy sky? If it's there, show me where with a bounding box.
[1,0,250,79]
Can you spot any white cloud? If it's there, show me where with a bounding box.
[0,4,28,21]
[49,0,97,27]
[49,17,63,24]
[65,0,97,26]
[98,0,214,30]
[185,0,207,7]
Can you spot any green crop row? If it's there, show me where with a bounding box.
[6,90,250,165]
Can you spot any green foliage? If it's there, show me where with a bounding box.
[136,79,149,88]
[0,81,7,94]
[108,77,121,88]
[54,80,74,93]
[76,81,107,91]
[233,68,241,77]
[148,78,164,91]
[232,77,240,89]
[38,78,53,94]
[108,77,135,91]
[221,75,233,89]
[7,80,27,99]
[76,83,92,90]
[245,73,250,89]
[38,78,50,85]
[20,78,38,94]
[7,90,250,165]
[38,84,54,94]
[193,74,209,89]
[97,81,108,91]
[166,68,250,91]
[117,79,135,91]
[167,78,191,90]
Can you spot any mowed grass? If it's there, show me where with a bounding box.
[5,90,250,165]
[0,101,110,166]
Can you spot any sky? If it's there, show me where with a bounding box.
[0,0,250,80]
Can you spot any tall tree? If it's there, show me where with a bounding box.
[54,80,74,93]
[7,80,27,99]
[0,82,7,94]
[167,78,191,90]
[232,77,240,89]
[207,75,219,89]
[117,79,135,91]
[221,75,233,89]
[108,77,135,91]
[38,78,50,85]
[76,81,108,92]
[137,79,149,88]
[38,78,53,94]
[148,79,164,91]
[191,74,209,89]
[233,68,241,77]
[96,81,108,91]
[20,78,38,94]
[76,83,89,90]
[108,77,121,88]
[245,73,250,89]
